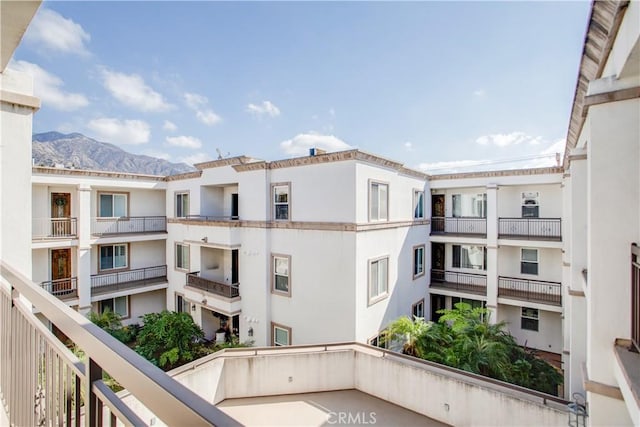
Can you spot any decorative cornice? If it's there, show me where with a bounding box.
[429,166,564,181]
[168,218,430,232]
[32,166,165,181]
[568,289,585,297]
[164,170,203,181]
[194,156,256,170]
[582,362,623,400]
[0,89,40,110]
[583,85,640,109]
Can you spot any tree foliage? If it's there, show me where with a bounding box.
[385,303,562,395]
[88,308,138,344]
[135,311,205,369]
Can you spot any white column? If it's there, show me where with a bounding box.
[485,184,498,323]
[77,184,92,314]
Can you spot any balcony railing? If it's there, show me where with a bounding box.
[498,218,561,241]
[430,269,487,294]
[186,271,240,298]
[91,216,166,236]
[32,217,77,239]
[631,244,639,352]
[498,276,562,306]
[431,217,487,236]
[0,261,239,426]
[40,277,78,299]
[91,265,167,294]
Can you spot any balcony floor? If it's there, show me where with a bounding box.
[430,282,487,296]
[498,288,561,306]
[217,389,448,426]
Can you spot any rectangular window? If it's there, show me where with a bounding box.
[99,244,127,271]
[272,323,291,346]
[100,296,128,318]
[413,245,425,278]
[369,182,388,221]
[369,257,389,302]
[452,297,485,310]
[99,193,127,217]
[272,184,290,220]
[412,299,425,319]
[176,192,189,218]
[413,190,424,219]
[175,294,190,313]
[452,193,486,218]
[452,245,486,270]
[522,192,539,218]
[176,243,189,271]
[521,307,539,331]
[369,332,389,349]
[272,255,290,296]
[521,248,539,275]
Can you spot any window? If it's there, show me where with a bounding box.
[369,257,388,303]
[272,184,290,220]
[175,294,190,313]
[176,243,189,271]
[522,192,539,218]
[369,331,389,349]
[452,245,487,270]
[413,245,425,278]
[452,193,486,218]
[100,296,128,318]
[99,244,127,271]
[99,193,127,217]
[272,323,291,346]
[369,181,388,221]
[272,255,290,295]
[412,299,425,319]
[521,248,539,275]
[452,297,485,310]
[521,307,539,331]
[175,192,189,218]
[413,190,424,219]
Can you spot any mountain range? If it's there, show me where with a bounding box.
[32,132,196,176]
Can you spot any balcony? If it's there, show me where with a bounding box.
[498,276,562,306]
[185,214,239,221]
[91,265,167,295]
[32,217,77,239]
[430,269,487,295]
[186,271,239,298]
[431,217,487,236]
[91,216,166,236]
[40,277,77,300]
[498,218,561,241]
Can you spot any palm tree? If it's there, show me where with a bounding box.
[384,316,429,358]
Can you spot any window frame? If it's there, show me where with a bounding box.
[412,299,425,319]
[175,293,190,313]
[452,193,487,218]
[413,244,426,279]
[99,296,129,319]
[413,189,425,219]
[368,180,389,222]
[452,245,487,270]
[271,182,291,221]
[368,256,389,305]
[521,307,539,331]
[521,248,539,275]
[97,191,129,218]
[97,243,129,273]
[271,254,291,297]
[175,191,190,218]
[368,331,389,349]
[271,322,292,346]
[521,191,540,218]
[175,243,190,272]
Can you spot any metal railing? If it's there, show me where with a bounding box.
[91,265,167,293]
[186,271,240,298]
[41,277,78,299]
[631,244,640,352]
[430,269,487,294]
[0,261,239,426]
[498,218,562,240]
[431,217,487,236]
[33,217,78,239]
[91,216,166,236]
[498,276,562,306]
[184,215,239,221]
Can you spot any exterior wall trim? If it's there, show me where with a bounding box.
[167,218,430,232]
[429,167,564,181]
[0,89,40,110]
[582,362,624,400]
[33,166,166,181]
[583,86,640,111]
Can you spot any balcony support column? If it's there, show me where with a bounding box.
[486,184,499,323]
[77,184,92,314]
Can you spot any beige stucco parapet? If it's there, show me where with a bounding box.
[429,166,564,181]
[32,166,165,181]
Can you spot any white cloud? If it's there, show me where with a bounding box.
[87,118,150,145]
[246,101,281,118]
[184,92,221,125]
[180,153,210,165]
[102,69,171,112]
[143,149,171,161]
[162,120,177,132]
[473,89,486,97]
[10,60,88,111]
[476,131,543,147]
[166,135,202,149]
[404,142,413,151]
[280,132,352,156]
[24,8,91,56]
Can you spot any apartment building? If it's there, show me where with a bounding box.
[164,151,430,347]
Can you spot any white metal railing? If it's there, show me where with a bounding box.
[32,217,78,239]
[0,261,239,426]
[91,216,166,236]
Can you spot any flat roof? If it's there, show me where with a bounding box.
[217,389,448,427]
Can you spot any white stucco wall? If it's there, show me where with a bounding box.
[497,246,562,283]
[497,184,563,218]
[497,304,563,353]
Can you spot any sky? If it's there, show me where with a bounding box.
[11,1,592,172]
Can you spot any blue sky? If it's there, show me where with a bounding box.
[12,1,591,172]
